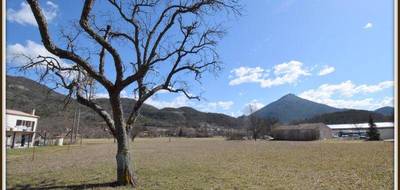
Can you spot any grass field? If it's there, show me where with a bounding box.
[6,138,394,190]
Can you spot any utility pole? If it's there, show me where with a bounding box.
[44,131,47,146]
[69,128,73,146]
[72,105,77,143]
[75,105,81,142]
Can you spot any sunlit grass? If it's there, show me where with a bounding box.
[6,138,394,189]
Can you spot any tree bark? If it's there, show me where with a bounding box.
[110,93,137,186]
[116,139,136,186]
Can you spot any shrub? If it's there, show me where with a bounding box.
[225,132,246,140]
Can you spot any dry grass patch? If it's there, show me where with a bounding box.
[6,138,393,189]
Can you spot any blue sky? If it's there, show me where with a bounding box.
[6,0,394,116]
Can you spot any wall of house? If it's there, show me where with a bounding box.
[6,114,39,147]
[7,114,38,131]
[378,128,394,140]
[319,126,333,139]
[331,127,394,140]
[271,128,320,141]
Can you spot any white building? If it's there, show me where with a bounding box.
[6,109,39,148]
[327,122,394,140]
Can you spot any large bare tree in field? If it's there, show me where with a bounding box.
[24,0,240,186]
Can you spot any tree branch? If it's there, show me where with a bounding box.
[76,94,116,137]
[80,0,124,83]
[27,0,114,90]
[99,25,112,75]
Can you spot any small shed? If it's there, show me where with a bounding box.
[271,123,332,141]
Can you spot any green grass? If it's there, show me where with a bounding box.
[6,138,394,189]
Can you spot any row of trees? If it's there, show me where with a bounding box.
[132,112,380,141]
[131,126,218,138]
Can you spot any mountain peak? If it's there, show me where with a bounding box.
[280,93,298,99]
[277,93,305,102]
[252,93,341,123]
[375,106,393,110]
[374,106,394,116]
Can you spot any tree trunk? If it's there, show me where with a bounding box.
[116,139,136,186]
[110,93,137,187]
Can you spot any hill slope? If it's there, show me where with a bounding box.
[252,94,341,123]
[296,109,393,124]
[374,106,394,116]
[6,75,240,137]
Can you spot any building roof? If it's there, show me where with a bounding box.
[327,122,394,129]
[6,109,39,118]
[273,123,328,130]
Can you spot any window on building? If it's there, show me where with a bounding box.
[15,120,35,130]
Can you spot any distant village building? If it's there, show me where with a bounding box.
[271,123,332,141]
[327,122,394,140]
[6,109,39,148]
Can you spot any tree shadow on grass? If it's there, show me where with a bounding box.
[9,181,118,190]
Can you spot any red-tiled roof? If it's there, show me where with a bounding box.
[6,109,39,118]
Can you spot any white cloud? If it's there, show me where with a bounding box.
[242,99,265,115]
[145,95,234,114]
[93,90,129,99]
[7,40,81,80]
[46,1,58,9]
[7,1,58,26]
[318,65,335,76]
[156,89,170,94]
[299,80,394,110]
[93,93,110,99]
[364,22,373,29]
[299,97,393,110]
[229,60,310,88]
[300,80,393,99]
[144,95,189,108]
[229,66,268,85]
[207,101,234,110]
[7,40,60,66]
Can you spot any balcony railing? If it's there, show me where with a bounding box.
[6,125,33,132]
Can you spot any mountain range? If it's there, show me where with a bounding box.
[6,75,394,137]
[251,94,394,124]
[6,75,241,137]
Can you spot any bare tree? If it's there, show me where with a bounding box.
[246,104,278,141]
[247,104,265,141]
[23,0,240,186]
[247,104,259,141]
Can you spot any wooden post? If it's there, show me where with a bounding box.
[70,128,73,145]
[11,132,16,149]
[72,107,77,142]
[32,145,36,161]
[80,134,83,146]
[75,106,81,142]
[44,132,47,146]
[27,134,31,148]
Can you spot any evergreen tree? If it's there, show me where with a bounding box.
[367,115,380,141]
